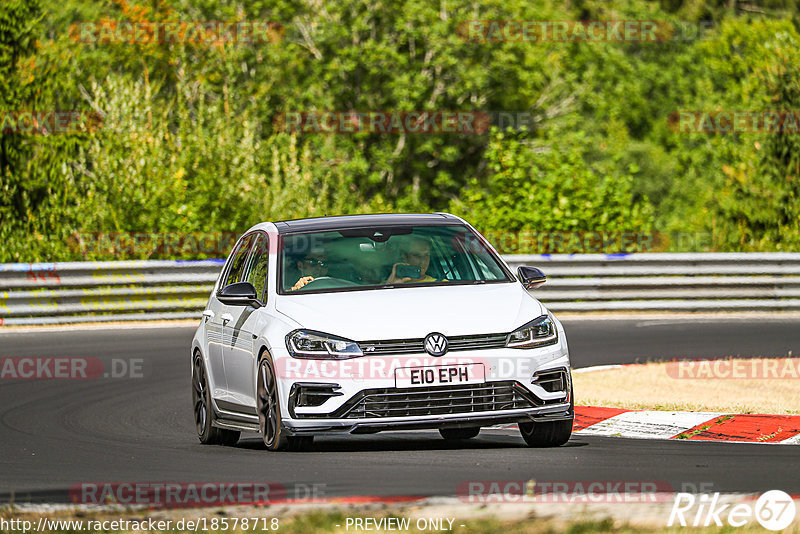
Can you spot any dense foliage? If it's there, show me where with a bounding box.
[1,0,799,260]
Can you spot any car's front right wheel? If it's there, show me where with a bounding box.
[256,353,314,452]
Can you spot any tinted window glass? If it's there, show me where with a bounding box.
[280,225,510,293]
[244,233,270,301]
[223,234,255,287]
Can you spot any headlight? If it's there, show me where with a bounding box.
[506,315,558,349]
[286,330,364,359]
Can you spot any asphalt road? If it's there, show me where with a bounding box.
[1,318,799,503]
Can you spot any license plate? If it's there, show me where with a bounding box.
[395,364,485,388]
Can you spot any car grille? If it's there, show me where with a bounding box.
[339,381,538,419]
[359,333,508,355]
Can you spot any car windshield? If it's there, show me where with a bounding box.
[279,224,512,294]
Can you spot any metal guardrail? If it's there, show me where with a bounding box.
[0,260,223,325]
[2,253,800,325]
[504,253,800,312]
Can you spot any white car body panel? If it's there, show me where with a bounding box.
[274,283,544,341]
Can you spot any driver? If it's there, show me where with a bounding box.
[385,236,438,284]
[290,248,328,291]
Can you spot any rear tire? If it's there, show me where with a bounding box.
[439,427,480,440]
[519,386,574,447]
[192,352,241,445]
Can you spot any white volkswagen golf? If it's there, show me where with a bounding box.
[191,213,573,451]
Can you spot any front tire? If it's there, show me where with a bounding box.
[192,352,241,445]
[257,354,289,451]
[256,354,316,452]
[519,418,572,447]
[519,387,574,447]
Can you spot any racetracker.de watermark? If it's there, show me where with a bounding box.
[272,110,594,134]
[70,482,326,507]
[63,230,724,258]
[68,231,241,258]
[273,111,493,134]
[277,355,571,390]
[457,20,671,42]
[0,111,102,135]
[666,357,800,380]
[277,356,511,382]
[483,230,660,254]
[0,357,146,380]
[69,21,284,45]
[457,480,674,503]
[669,110,800,134]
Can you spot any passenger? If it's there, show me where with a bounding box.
[385,236,438,284]
[290,248,328,291]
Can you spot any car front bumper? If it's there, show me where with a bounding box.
[275,328,573,435]
[282,401,573,435]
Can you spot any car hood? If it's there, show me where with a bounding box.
[274,283,544,341]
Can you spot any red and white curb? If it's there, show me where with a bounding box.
[573,406,800,444]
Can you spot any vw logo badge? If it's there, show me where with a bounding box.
[424,333,448,357]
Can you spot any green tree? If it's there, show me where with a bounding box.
[710,26,800,249]
[450,129,654,253]
[0,0,43,223]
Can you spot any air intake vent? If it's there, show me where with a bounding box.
[532,369,568,393]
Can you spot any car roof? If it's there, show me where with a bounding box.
[273,213,464,234]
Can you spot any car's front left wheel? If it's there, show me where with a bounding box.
[519,387,574,447]
[439,427,480,440]
[192,352,240,446]
[519,418,572,447]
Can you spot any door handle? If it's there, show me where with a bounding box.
[221,313,233,324]
[202,310,215,321]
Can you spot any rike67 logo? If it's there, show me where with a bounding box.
[669,490,796,531]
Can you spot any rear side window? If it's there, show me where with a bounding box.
[222,234,255,287]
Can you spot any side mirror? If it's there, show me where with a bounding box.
[217,281,262,307]
[517,266,546,290]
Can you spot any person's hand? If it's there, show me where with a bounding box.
[291,276,315,291]
[385,263,412,284]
